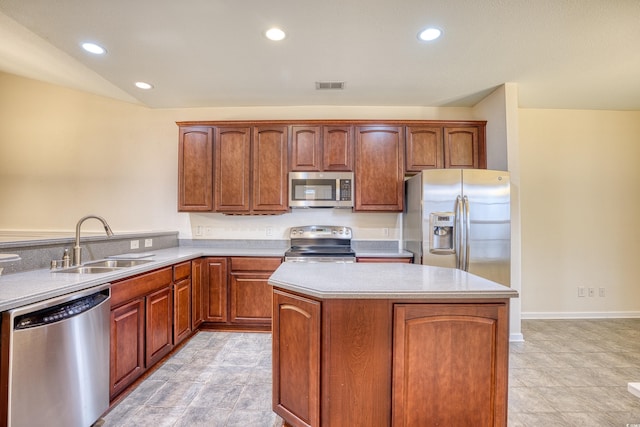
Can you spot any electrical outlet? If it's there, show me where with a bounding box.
[266,226,273,237]
[588,287,595,297]
[578,287,586,297]
[204,227,213,237]
[382,228,389,237]
[599,287,606,297]
[195,226,203,236]
[130,240,139,250]
[144,238,153,248]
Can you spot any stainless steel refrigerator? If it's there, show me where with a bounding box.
[403,169,511,286]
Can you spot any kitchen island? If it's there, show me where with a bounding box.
[268,262,518,427]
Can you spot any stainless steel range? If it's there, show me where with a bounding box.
[284,225,355,263]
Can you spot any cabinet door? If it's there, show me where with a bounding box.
[405,126,443,172]
[146,287,173,367]
[443,127,480,169]
[203,257,229,322]
[323,126,354,171]
[355,126,404,211]
[272,289,320,427]
[252,126,288,213]
[229,272,273,325]
[178,127,213,211]
[191,258,204,329]
[392,303,509,427]
[215,126,251,213]
[110,298,145,398]
[290,126,321,171]
[173,278,192,345]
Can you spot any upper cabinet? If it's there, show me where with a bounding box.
[290,125,353,171]
[406,123,486,173]
[215,127,251,213]
[252,126,289,213]
[355,126,404,212]
[177,120,486,214]
[178,127,213,211]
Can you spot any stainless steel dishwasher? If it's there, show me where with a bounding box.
[4,284,110,427]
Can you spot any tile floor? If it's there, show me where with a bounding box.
[102,319,640,426]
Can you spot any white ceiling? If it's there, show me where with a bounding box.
[0,0,638,110]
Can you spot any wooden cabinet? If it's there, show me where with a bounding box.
[145,286,173,367]
[215,126,288,214]
[406,124,486,173]
[203,257,229,322]
[215,127,251,213]
[252,126,289,213]
[191,258,205,330]
[173,261,192,345]
[178,126,213,211]
[392,303,509,427]
[272,287,510,427]
[229,257,281,326]
[110,298,145,399]
[272,289,321,427]
[201,256,281,328]
[355,126,404,212]
[109,267,173,399]
[290,125,353,171]
[444,126,483,169]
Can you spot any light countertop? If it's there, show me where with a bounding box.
[0,246,415,312]
[268,262,518,300]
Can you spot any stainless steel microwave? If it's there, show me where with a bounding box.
[289,172,354,208]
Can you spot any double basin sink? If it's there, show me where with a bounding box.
[53,258,154,274]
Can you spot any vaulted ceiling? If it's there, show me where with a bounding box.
[0,0,638,110]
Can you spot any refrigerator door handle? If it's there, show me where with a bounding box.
[454,195,463,269]
[463,195,470,271]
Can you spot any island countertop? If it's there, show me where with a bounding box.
[268,262,518,299]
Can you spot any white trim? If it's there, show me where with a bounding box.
[522,311,640,320]
[509,333,524,342]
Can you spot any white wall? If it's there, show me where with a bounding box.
[519,108,640,317]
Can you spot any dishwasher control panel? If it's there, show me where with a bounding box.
[14,290,109,329]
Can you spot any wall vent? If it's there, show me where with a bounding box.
[315,81,345,90]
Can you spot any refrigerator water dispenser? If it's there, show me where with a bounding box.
[429,212,455,254]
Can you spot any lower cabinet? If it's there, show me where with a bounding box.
[272,288,510,427]
[173,261,192,345]
[272,289,321,427]
[202,256,281,328]
[109,267,176,400]
[110,298,145,399]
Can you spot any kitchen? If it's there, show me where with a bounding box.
[1,0,640,425]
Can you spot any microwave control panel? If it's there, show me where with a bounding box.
[339,179,352,201]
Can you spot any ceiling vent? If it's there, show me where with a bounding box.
[315,81,345,90]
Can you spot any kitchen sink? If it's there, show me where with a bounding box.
[52,258,154,273]
[54,266,123,274]
[85,259,154,268]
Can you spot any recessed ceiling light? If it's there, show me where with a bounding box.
[81,42,106,54]
[135,81,154,90]
[265,28,286,41]
[417,28,442,42]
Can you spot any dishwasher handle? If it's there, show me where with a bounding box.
[13,289,110,330]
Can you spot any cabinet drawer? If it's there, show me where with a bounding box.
[230,257,282,271]
[111,267,173,307]
[173,261,191,281]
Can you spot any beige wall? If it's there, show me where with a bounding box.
[0,72,477,241]
[519,109,640,317]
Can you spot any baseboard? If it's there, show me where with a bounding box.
[509,332,524,342]
[522,311,640,320]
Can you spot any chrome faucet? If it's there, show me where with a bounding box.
[73,215,114,266]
